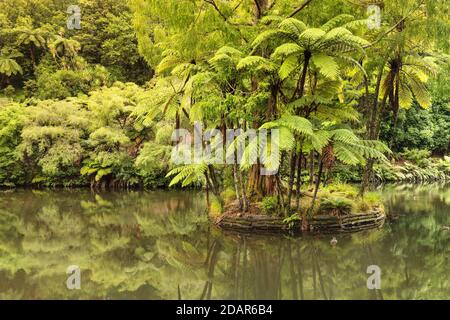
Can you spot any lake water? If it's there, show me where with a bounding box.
[0,184,448,299]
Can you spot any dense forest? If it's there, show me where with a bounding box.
[0,0,449,219]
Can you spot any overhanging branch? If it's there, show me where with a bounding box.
[288,0,314,18]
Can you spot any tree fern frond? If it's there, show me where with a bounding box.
[342,19,369,30]
[237,56,276,73]
[278,55,299,80]
[271,43,302,59]
[278,18,307,39]
[260,15,283,25]
[329,128,359,144]
[299,28,326,47]
[156,55,182,74]
[321,14,354,32]
[251,29,288,49]
[311,53,339,79]
[310,130,331,152]
[404,72,431,108]
[333,142,364,165]
[208,53,234,71]
[398,79,414,109]
[277,115,314,136]
[215,46,243,57]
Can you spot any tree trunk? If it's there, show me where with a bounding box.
[30,46,36,68]
[276,174,285,216]
[362,62,386,194]
[389,73,401,149]
[295,151,303,211]
[308,151,315,187]
[205,172,211,208]
[238,169,249,212]
[286,149,297,210]
[308,156,324,217]
[233,162,243,210]
[294,52,311,101]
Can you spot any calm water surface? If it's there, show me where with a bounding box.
[0,184,448,299]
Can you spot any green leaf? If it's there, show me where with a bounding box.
[311,53,339,79]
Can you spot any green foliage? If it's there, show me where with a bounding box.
[261,196,279,215]
[221,188,236,205]
[399,148,432,167]
[17,99,90,185]
[135,141,172,188]
[330,164,362,183]
[0,51,22,77]
[374,158,450,183]
[283,213,301,228]
[322,183,358,199]
[0,0,447,195]
[354,191,382,213]
[0,82,173,187]
[0,0,151,93]
[319,197,353,216]
[0,101,26,185]
[32,61,111,100]
[166,163,209,188]
[209,196,223,218]
[381,101,450,155]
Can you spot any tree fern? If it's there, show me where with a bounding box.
[320,14,355,32]
[311,53,339,79]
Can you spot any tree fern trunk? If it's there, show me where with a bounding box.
[362,62,386,194]
[389,73,401,149]
[238,170,249,212]
[286,149,297,210]
[295,150,303,211]
[308,151,315,187]
[233,162,243,210]
[308,156,324,216]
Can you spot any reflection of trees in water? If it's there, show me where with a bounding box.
[0,186,448,299]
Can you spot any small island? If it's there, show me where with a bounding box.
[216,183,385,234]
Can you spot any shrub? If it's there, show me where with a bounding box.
[354,192,382,213]
[209,197,223,218]
[330,164,362,182]
[363,192,381,205]
[261,196,279,215]
[2,85,15,97]
[155,124,174,145]
[34,64,111,100]
[374,159,450,182]
[221,187,236,204]
[319,197,353,216]
[135,142,172,188]
[400,148,432,167]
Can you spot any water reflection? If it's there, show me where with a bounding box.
[0,185,448,300]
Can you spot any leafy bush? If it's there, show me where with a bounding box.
[2,85,15,97]
[435,156,450,175]
[0,102,26,186]
[330,164,362,182]
[135,141,172,188]
[400,148,432,167]
[221,187,236,204]
[155,124,174,145]
[283,213,301,228]
[319,197,353,216]
[354,192,382,213]
[374,159,450,183]
[209,196,223,218]
[33,63,111,100]
[261,196,279,215]
[381,101,450,155]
